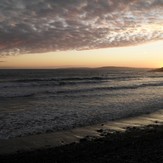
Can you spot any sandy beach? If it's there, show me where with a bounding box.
[0,110,163,163]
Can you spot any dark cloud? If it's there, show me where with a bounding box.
[0,0,163,56]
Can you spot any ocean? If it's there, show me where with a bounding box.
[0,68,163,139]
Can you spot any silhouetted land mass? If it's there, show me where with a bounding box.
[0,124,162,163]
[99,66,149,70]
[100,66,133,69]
[150,67,163,72]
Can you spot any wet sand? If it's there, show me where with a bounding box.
[0,110,163,162]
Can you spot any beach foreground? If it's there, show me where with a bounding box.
[0,123,163,163]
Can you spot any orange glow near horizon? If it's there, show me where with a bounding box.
[0,40,163,69]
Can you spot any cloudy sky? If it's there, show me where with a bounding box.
[0,0,163,68]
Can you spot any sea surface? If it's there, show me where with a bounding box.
[0,68,163,139]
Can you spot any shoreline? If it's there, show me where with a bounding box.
[0,109,162,156]
[0,124,163,162]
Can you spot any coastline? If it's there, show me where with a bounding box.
[0,110,162,158]
[1,123,163,163]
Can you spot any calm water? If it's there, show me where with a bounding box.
[0,68,163,139]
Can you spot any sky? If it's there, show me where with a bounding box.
[0,0,163,68]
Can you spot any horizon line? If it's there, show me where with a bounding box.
[0,66,155,70]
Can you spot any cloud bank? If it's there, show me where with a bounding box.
[0,0,163,56]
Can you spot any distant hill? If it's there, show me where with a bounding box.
[150,67,163,72]
[99,66,148,70]
[99,66,129,69]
